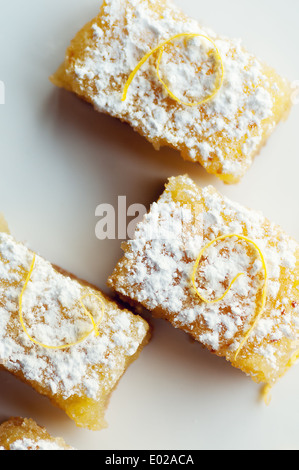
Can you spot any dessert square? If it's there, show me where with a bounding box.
[0,417,73,451]
[51,0,293,183]
[0,224,150,431]
[108,175,299,387]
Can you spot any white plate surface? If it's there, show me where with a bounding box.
[0,0,298,450]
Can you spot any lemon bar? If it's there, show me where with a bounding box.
[108,175,299,387]
[0,417,73,451]
[0,224,150,431]
[51,0,293,184]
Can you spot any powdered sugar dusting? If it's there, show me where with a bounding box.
[2,438,68,451]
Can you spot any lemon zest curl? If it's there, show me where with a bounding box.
[19,254,104,350]
[191,234,268,360]
[122,33,224,107]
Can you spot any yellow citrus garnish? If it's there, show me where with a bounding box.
[261,383,272,406]
[122,33,224,107]
[19,254,104,350]
[191,234,268,360]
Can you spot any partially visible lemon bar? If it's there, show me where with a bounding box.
[108,175,299,386]
[51,0,293,183]
[0,417,73,451]
[0,224,150,431]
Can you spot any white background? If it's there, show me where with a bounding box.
[0,0,298,450]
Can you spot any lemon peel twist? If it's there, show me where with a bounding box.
[122,33,224,107]
[261,384,272,406]
[191,234,268,360]
[19,254,105,350]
